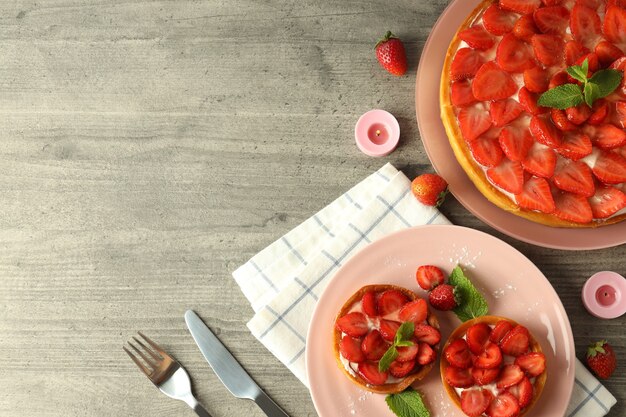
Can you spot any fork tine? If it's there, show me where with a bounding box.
[133,336,161,361]
[128,340,156,369]
[124,346,152,376]
[138,331,170,358]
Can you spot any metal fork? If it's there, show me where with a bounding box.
[124,332,211,417]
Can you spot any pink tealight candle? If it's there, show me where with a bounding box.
[354,109,400,157]
[582,271,626,319]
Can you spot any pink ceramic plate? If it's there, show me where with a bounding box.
[415,0,626,250]
[306,225,574,417]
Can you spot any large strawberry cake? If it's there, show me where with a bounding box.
[441,0,626,227]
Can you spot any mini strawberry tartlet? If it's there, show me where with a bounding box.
[333,284,440,394]
[440,316,547,417]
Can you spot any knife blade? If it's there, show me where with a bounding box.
[184,310,290,417]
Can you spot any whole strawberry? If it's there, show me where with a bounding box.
[586,340,617,379]
[411,173,449,207]
[429,284,459,311]
[375,31,407,76]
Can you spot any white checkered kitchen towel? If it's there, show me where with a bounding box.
[232,163,616,417]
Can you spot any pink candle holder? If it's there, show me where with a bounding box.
[582,271,626,319]
[354,109,400,157]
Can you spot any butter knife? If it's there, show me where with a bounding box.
[184,310,290,417]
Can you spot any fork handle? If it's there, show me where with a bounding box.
[192,403,211,417]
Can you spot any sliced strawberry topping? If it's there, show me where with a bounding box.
[590,124,626,149]
[445,365,475,388]
[490,99,524,127]
[500,325,530,357]
[603,5,626,45]
[558,132,593,161]
[459,25,496,50]
[396,343,419,362]
[357,362,388,385]
[339,335,366,362]
[336,312,369,337]
[589,186,626,218]
[500,0,541,15]
[588,100,610,125]
[416,265,445,290]
[461,388,494,417]
[553,160,595,197]
[615,101,626,129]
[416,342,437,365]
[377,289,409,316]
[553,191,594,223]
[523,66,549,93]
[398,299,428,324]
[451,80,478,107]
[473,367,502,385]
[531,34,564,66]
[519,87,548,115]
[571,4,602,49]
[522,144,557,178]
[470,131,505,167]
[389,359,415,378]
[361,290,378,317]
[515,176,556,213]
[474,342,504,369]
[487,392,521,417]
[566,104,591,126]
[499,127,534,161]
[507,377,533,409]
[379,319,401,341]
[549,70,569,89]
[514,14,539,41]
[361,330,389,361]
[515,352,547,377]
[530,114,563,148]
[578,0,601,8]
[490,320,515,344]
[444,338,473,368]
[459,106,493,141]
[451,48,484,81]
[565,40,590,66]
[541,0,563,5]
[488,158,525,194]
[595,41,624,67]
[534,6,569,34]
[472,62,517,100]
[497,33,536,73]
[496,364,525,389]
[467,322,493,354]
[592,151,626,184]
[484,4,518,35]
[576,52,599,75]
[413,323,442,345]
[551,108,577,132]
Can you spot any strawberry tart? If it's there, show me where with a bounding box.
[333,284,440,394]
[441,0,626,227]
[441,316,547,417]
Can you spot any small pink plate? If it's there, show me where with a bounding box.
[415,0,626,250]
[306,225,574,417]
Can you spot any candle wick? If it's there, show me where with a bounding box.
[376,130,381,136]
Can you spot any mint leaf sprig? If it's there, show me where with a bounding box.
[449,265,489,322]
[386,388,431,417]
[378,321,415,372]
[537,58,623,109]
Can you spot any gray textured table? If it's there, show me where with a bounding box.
[0,1,623,416]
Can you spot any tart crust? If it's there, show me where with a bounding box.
[440,315,547,417]
[439,0,626,228]
[332,284,439,394]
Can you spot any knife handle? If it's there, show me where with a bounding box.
[254,391,290,417]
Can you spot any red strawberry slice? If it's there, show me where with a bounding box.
[576,52,599,75]
[490,320,515,344]
[451,80,478,107]
[396,343,419,362]
[578,0,601,8]
[445,365,475,388]
[461,388,494,417]
[507,377,533,409]
[496,364,525,389]
[530,114,563,148]
[499,127,534,161]
[414,323,442,345]
[459,106,493,141]
[531,34,564,66]
[515,352,547,377]
[549,70,569,89]
[444,338,473,368]
[490,99,524,127]
[515,176,556,213]
[589,186,626,218]
[496,33,536,73]
[592,151,626,184]
[588,100,610,125]
[519,87,548,115]
[398,299,428,324]
[357,362,388,385]
[591,124,626,149]
[551,108,577,132]
[469,131,505,167]
[379,319,401,341]
[459,25,496,50]
[615,101,626,129]
[557,132,593,160]
[514,14,539,41]
[571,4,602,49]
[484,4,518,35]
[487,392,521,417]
[361,290,378,317]
[500,0,541,15]
[595,41,624,67]
[361,330,389,361]
[416,342,437,365]
[553,191,594,223]
[389,359,415,378]
[487,158,525,194]
[522,144,557,178]
[610,56,626,70]
[451,48,484,81]
[473,367,502,385]
[566,104,591,126]
[377,289,409,316]
[523,66,549,93]
[603,6,626,44]
[474,342,504,369]
[608,0,626,7]
[472,62,517,100]
[565,40,590,66]
[542,0,563,5]
[553,160,595,197]
[339,335,366,362]
[534,6,570,34]
[416,265,445,290]
[500,325,530,357]
[336,312,369,337]
[467,322,492,354]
